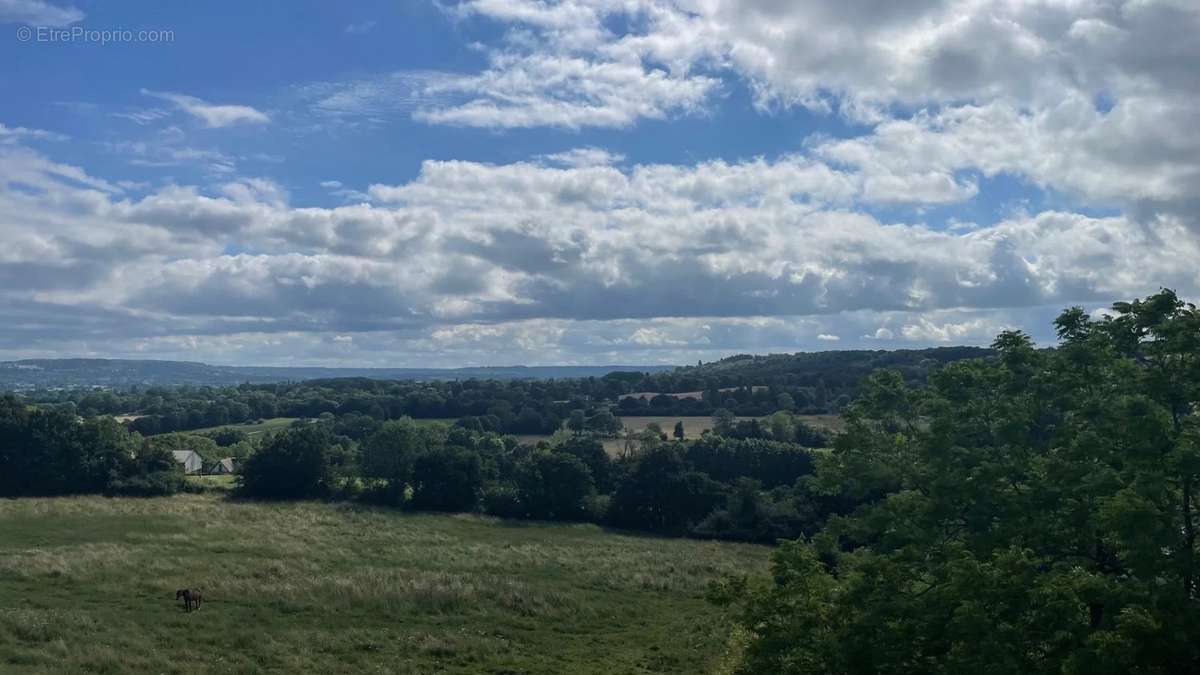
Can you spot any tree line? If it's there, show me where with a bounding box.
[20,346,987,437]
[0,394,836,544]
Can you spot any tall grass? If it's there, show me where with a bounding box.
[0,494,767,673]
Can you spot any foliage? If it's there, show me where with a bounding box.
[684,435,816,488]
[239,426,341,499]
[553,434,614,492]
[359,417,438,503]
[516,451,594,521]
[0,398,178,497]
[720,290,1200,674]
[693,479,811,544]
[410,446,483,512]
[607,446,726,533]
[18,346,986,441]
[106,443,185,496]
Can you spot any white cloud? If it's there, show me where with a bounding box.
[414,54,717,130]
[143,90,270,128]
[817,334,840,341]
[0,123,67,143]
[538,147,625,168]
[0,0,82,26]
[440,0,1200,219]
[5,138,1197,363]
[900,317,1010,343]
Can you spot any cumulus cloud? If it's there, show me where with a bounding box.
[3,133,1198,364]
[413,54,717,129]
[3,1,1198,364]
[143,90,270,128]
[437,1,1200,219]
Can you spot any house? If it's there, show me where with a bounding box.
[171,450,204,475]
[208,457,235,475]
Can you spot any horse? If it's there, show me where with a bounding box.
[175,588,202,612]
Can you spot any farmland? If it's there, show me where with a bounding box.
[511,415,843,456]
[0,494,768,674]
[167,417,301,437]
[620,414,844,436]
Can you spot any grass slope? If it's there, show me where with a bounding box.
[0,494,767,674]
[176,417,301,437]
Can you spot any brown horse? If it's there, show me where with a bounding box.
[175,588,202,612]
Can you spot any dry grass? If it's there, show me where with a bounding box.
[0,494,767,674]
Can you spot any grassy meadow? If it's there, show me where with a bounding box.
[179,417,301,437]
[0,494,768,674]
[496,415,843,456]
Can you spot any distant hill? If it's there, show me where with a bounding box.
[625,346,996,405]
[0,358,677,389]
[683,346,994,383]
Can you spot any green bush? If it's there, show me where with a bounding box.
[481,482,524,518]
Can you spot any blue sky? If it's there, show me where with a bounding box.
[0,0,1197,366]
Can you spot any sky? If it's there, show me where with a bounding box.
[0,0,1198,367]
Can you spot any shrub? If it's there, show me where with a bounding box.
[107,470,185,497]
[481,482,524,518]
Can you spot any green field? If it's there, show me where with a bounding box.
[509,415,845,456]
[178,417,301,437]
[0,494,767,673]
[186,474,237,490]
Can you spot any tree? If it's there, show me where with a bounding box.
[767,411,794,442]
[360,418,435,501]
[644,421,666,440]
[555,435,614,492]
[108,442,185,496]
[567,409,587,435]
[516,452,593,520]
[587,410,622,436]
[0,400,142,497]
[240,426,336,499]
[711,408,736,436]
[410,446,482,512]
[608,446,725,533]
[776,392,796,412]
[718,292,1200,675]
[673,420,686,440]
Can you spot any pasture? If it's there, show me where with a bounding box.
[0,494,768,674]
[175,417,301,437]
[490,415,842,456]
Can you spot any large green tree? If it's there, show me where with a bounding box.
[719,290,1200,675]
[240,426,338,499]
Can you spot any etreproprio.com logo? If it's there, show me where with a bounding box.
[16,25,175,45]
